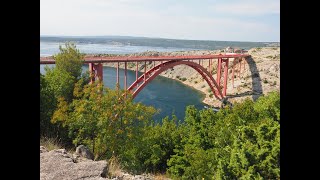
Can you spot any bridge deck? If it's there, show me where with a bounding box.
[40,54,250,64]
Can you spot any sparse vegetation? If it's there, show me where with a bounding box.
[194,80,198,84]
[40,137,63,151]
[181,77,187,81]
[263,78,269,84]
[107,156,123,178]
[201,85,205,88]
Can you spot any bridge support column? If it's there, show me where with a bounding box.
[232,61,235,88]
[239,59,242,78]
[89,63,103,84]
[116,62,119,86]
[124,62,127,90]
[209,59,211,75]
[223,59,229,96]
[144,61,146,82]
[217,58,222,86]
[136,61,138,81]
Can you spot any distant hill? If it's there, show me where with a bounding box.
[40,35,277,50]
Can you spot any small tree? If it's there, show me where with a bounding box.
[52,81,157,159]
[44,42,88,102]
[54,42,84,79]
[41,42,88,145]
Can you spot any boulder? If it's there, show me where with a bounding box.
[75,145,94,160]
[40,146,48,153]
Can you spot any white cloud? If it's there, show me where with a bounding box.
[211,0,279,15]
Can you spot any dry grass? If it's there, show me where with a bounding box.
[107,156,123,178]
[40,137,63,151]
[154,173,171,180]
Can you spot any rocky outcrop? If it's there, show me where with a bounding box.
[40,147,107,180]
[40,146,167,180]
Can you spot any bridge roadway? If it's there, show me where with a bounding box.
[40,54,250,64]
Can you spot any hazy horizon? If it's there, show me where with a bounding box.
[40,35,279,43]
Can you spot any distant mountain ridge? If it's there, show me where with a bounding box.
[40,36,278,50]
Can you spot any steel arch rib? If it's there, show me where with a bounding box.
[128,60,224,100]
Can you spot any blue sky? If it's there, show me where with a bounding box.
[40,0,280,42]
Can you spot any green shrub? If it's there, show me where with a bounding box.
[167,92,280,179]
[181,77,187,81]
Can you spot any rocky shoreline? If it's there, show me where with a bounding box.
[93,47,280,107]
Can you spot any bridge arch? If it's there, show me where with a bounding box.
[128,60,224,100]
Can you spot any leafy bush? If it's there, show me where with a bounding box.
[167,92,280,179]
[52,82,157,160]
[181,77,187,81]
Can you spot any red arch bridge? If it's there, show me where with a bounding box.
[40,53,250,101]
